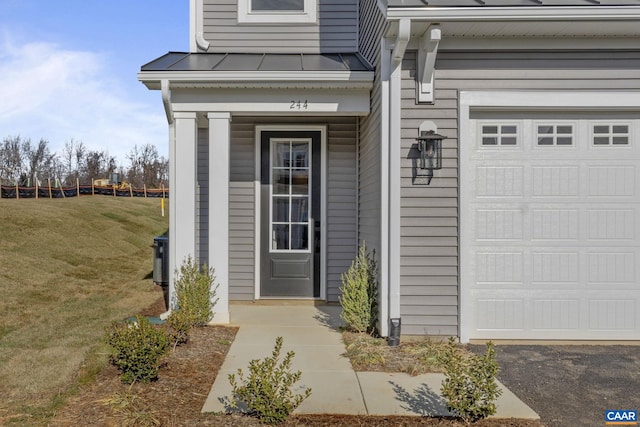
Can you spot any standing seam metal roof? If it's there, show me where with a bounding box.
[140,52,373,73]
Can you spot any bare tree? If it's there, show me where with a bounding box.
[0,135,26,183]
[126,144,168,188]
[24,138,57,186]
[82,150,117,182]
[61,139,86,186]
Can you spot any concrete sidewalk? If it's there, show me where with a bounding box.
[202,303,538,419]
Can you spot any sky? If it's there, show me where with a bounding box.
[0,0,189,164]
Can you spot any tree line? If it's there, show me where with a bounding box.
[0,136,168,188]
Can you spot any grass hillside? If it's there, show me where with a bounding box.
[0,197,168,425]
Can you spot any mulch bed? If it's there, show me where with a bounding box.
[49,298,545,426]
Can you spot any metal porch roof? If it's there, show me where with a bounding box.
[141,52,373,73]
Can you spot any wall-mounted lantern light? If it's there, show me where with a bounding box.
[414,128,445,185]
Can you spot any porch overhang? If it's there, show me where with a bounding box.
[138,52,374,118]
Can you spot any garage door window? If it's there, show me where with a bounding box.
[481,124,518,146]
[537,124,574,146]
[593,124,630,146]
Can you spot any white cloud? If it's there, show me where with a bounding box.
[0,38,167,165]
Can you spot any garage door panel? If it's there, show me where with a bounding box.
[588,165,636,197]
[463,117,640,340]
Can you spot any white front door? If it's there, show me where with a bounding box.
[461,114,640,340]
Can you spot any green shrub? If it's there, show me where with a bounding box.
[440,338,502,424]
[339,243,378,334]
[228,337,312,424]
[167,256,218,345]
[105,316,170,383]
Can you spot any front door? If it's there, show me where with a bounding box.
[260,131,321,297]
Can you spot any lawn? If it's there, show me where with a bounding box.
[0,197,168,425]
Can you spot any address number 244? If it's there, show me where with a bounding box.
[290,100,309,110]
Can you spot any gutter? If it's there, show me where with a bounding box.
[386,6,640,20]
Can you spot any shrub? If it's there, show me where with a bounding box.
[440,338,502,424]
[105,316,170,383]
[228,337,312,424]
[167,256,218,345]
[338,242,378,334]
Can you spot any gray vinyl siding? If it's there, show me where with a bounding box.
[325,119,358,302]
[202,0,358,53]
[197,129,209,266]
[357,0,385,256]
[197,116,357,301]
[399,49,640,336]
[229,120,256,301]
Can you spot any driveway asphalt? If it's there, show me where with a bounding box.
[471,344,640,427]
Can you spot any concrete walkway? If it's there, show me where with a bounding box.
[202,303,538,419]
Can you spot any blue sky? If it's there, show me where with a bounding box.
[0,0,189,164]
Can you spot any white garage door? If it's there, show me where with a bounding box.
[461,113,640,340]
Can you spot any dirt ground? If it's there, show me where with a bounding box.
[50,298,545,426]
[471,344,640,427]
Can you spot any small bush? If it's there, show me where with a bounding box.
[440,338,502,424]
[339,243,378,334]
[167,256,218,345]
[228,336,312,424]
[105,316,170,384]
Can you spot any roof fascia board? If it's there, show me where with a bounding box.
[436,36,640,50]
[138,71,374,83]
[386,6,640,20]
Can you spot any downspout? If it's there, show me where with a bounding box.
[195,0,211,52]
[161,79,174,125]
[387,18,410,344]
[160,79,175,320]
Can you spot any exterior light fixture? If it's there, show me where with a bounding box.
[414,129,445,185]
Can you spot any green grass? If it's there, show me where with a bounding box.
[0,197,168,425]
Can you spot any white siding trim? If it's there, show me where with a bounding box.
[208,112,231,323]
[389,46,402,323]
[172,112,198,308]
[237,0,317,24]
[379,39,391,336]
[459,90,640,343]
[254,125,328,300]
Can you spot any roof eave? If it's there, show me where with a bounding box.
[386,6,640,20]
[137,71,374,91]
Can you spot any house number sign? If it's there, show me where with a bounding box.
[290,100,309,110]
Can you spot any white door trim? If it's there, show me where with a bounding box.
[254,125,328,300]
[459,90,640,343]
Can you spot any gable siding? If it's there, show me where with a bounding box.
[357,0,386,256]
[399,49,640,336]
[202,0,358,53]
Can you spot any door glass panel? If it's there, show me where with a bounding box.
[291,143,309,167]
[291,198,308,222]
[272,224,289,250]
[290,224,308,250]
[291,169,309,194]
[270,139,311,252]
[272,169,290,194]
[273,197,289,222]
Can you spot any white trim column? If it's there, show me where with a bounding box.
[208,112,231,323]
[172,112,198,307]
